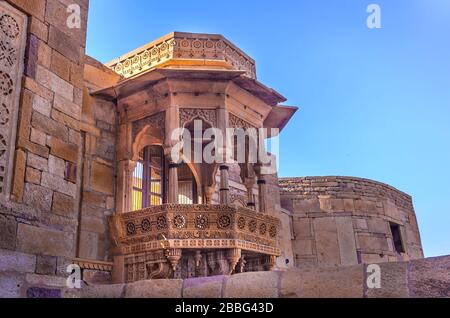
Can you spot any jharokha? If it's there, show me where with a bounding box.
[0,0,424,290]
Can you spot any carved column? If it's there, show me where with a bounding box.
[257,178,267,213]
[219,165,230,205]
[244,177,256,210]
[168,161,179,204]
[166,249,182,271]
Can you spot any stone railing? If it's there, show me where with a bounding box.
[106,32,256,79]
[109,204,281,257]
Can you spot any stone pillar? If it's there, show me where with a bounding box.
[168,161,179,204]
[219,165,230,205]
[244,177,256,210]
[257,178,267,213]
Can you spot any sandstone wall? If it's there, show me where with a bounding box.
[1,254,448,298]
[78,56,120,260]
[279,177,424,268]
[0,0,89,280]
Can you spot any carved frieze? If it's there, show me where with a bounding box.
[0,3,27,196]
[179,108,217,127]
[228,112,256,130]
[131,111,165,140]
[108,33,256,79]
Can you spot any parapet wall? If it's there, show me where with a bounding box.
[1,254,449,298]
[279,176,424,268]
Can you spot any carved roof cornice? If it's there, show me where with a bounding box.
[106,32,256,80]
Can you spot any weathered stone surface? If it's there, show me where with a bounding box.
[408,256,450,298]
[183,275,224,298]
[223,271,279,298]
[17,224,74,258]
[30,127,47,146]
[0,249,36,273]
[48,26,82,64]
[25,273,68,288]
[32,111,68,142]
[0,272,25,298]
[23,183,53,212]
[78,284,125,298]
[36,65,74,101]
[11,149,26,202]
[336,217,358,265]
[280,265,364,298]
[51,51,71,82]
[41,172,76,197]
[52,192,75,217]
[0,215,17,250]
[125,279,183,298]
[6,0,46,20]
[25,167,41,184]
[366,262,408,298]
[54,94,81,120]
[27,153,48,172]
[313,217,340,266]
[48,155,65,177]
[36,255,57,275]
[32,94,51,117]
[47,136,78,163]
[90,162,114,195]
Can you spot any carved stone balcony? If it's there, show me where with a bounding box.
[109,204,281,281]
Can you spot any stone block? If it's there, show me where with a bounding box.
[293,199,320,213]
[78,284,125,298]
[41,172,76,197]
[52,192,75,217]
[45,0,87,47]
[48,155,65,177]
[125,279,183,298]
[27,153,48,172]
[32,111,68,142]
[78,231,98,260]
[408,256,450,298]
[36,255,57,275]
[292,218,312,238]
[48,25,82,64]
[292,239,313,256]
[336,217,358,265]
[6,0,46,20]
[25,273,68,288]
[47,136,78,163]
[30,17,48,42]
[17,223,74,258]
[50,51,71,82]
[36,65,73,101]
[83,191,106,208]
[30,127,47,146]
[0,214,17,250]
[183,275,224,298]
[37,40,52,69]
[313,217,340,266]
[354,199,378,214]
[90,162,114,195]
[0,249,36,273]
[11,149,26,202]
[51,108,80,130]
[23,183,53,212]
[366,262,409,298]
[0,272,25,298]
[32,94,51,116]
[367,218,388,234]
[54,94,81,120]
[223,271,279,298]
[281,265,364,298]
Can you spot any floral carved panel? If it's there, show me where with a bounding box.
[0,3,27,196]
[179,108,217,128]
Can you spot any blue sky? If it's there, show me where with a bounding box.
[86,0,450,257]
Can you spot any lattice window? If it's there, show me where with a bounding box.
[0,3,27,196]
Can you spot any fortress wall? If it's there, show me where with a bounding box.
[279,177,424,268]
[0,0,90,285]
[1,254,448,298]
